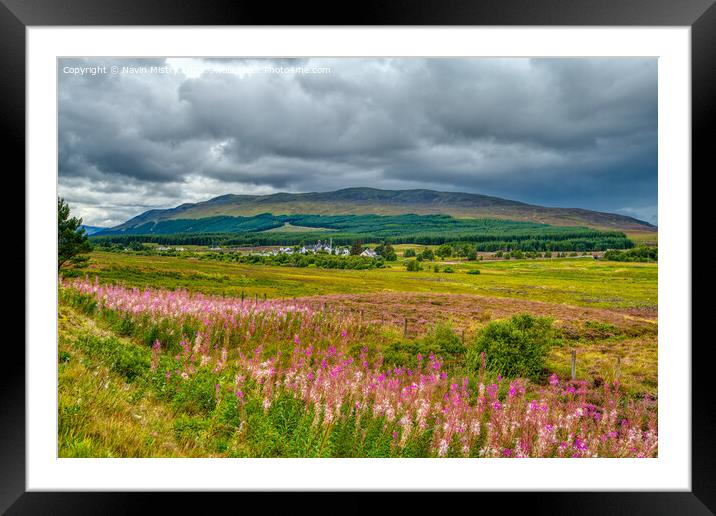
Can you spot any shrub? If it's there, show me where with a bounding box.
[603,246,657,262]
[436,244,452,259]
[420,248,435,261]
[466,269,481,275]
[403,249,416,258]
[442,266,454,273]
[422,322,466,356]
[382,323,465,369]
[467,314,554,381]
[375,243,397,261]
[405,260,423,272]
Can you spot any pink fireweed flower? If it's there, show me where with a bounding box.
[508,380,525,398]
[549,373,560,386]
[437,439,449,457]
[293,334,301,345]
[150,340,161,372]
[487,383,499,399]
[502,448,512,457]
[573,437,588,452]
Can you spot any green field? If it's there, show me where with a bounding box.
[72,250,657,312]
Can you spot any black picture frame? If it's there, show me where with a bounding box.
[5,0,711,513]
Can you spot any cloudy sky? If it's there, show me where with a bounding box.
[58,57,657,227]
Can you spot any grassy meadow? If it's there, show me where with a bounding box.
[72,250,656,311]
[58,247,658,458]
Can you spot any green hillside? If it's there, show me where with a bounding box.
[109,187,655,233]
[94,213,633,251]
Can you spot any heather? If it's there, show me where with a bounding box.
[59,278,657,458]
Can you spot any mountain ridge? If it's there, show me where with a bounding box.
[108,187,655,233]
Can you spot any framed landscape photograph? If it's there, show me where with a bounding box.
[10,0,712,513]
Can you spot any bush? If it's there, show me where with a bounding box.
[406,260,423,272]
[443,267,454,273]
[467,314,554,381]
[422,322,466,356]
[603,246,657,262]
[382,323,466,369]
[403,249,416,258]
[466,269,480,275]
[420,248,435,261]
[436,244,452,259]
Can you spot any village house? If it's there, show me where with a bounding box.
[264,240,376,258]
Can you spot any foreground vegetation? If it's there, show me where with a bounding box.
[59,279,657,458]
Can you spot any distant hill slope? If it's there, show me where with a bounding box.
[79,225,108,235]
[108,187,655,233]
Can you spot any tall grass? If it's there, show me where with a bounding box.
[60,277,657,458]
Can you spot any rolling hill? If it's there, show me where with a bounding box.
[106,188,655,234]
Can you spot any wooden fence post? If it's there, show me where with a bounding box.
[404,317,408,338]
[570,350,577,380]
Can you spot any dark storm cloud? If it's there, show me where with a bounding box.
[58,57,657,226]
